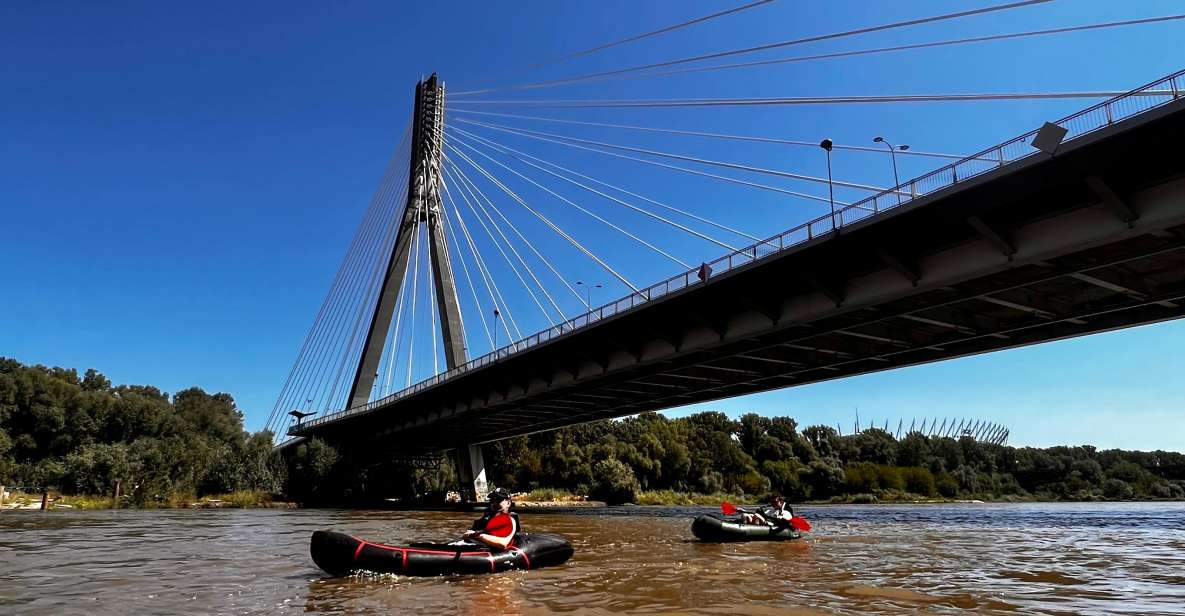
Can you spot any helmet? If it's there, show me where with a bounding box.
[487,488,512,503]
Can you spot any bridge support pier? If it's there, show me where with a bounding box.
[454,444,489,502]
[452,445,490,502]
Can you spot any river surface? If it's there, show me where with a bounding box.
[2,503,1184,615]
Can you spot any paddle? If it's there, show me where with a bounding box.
[721,501,812,532]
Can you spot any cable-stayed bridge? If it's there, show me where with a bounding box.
[267,2,1185,498]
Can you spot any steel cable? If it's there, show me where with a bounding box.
[447,159,590,311]
[451,0,1058,96]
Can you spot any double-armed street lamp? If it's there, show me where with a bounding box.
[873,136,910,204]
[575,281,602,310]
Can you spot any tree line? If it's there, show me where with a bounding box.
[0,358,283,505]
[477,411,1185,504]
[3,358,1183,505]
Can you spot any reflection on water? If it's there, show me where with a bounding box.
[2,503,1184,615]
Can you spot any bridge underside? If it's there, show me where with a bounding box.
[293,99,1185,455]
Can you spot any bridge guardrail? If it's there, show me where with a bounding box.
[294,69,1185,434]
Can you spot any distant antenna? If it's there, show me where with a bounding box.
[896,419,903,439]
[854,407,860,434]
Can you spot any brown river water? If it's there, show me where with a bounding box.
[2,503,1184,615]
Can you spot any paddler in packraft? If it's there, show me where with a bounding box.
[740,494,794,528]
[462,488,519,550]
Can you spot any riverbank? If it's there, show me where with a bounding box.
[513,488,761,507]
[518,487,1184,507]
[0,490,295,510]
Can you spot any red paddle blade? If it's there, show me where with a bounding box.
[790,516,812,532]
[721,502,738,515]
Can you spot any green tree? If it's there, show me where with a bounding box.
[897,432,932,468]
[591,458,639,504]
[80,369,112,392]
[803,459,845,499]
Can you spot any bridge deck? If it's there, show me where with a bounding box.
[291,74,1185,452]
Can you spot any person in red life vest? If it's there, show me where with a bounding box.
[463,488,519,550]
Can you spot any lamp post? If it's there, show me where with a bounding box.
[819,139,836,229]
[492,308,501,354]
[575,281,602,310]
[873,136,910,204]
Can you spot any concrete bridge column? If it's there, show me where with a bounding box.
[454,444,489,502]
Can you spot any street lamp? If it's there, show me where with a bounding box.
[873,136,910,204]
[288,409,314,429]
[492,308,501,354]
[819,139,836,229]
[575,281,602,310]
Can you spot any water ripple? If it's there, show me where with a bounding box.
[2,503,1184,614]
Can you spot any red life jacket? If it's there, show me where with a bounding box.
[473,511,519,548]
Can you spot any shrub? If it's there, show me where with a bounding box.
[735,469,770,497]
[875,465,905,492]
[844,463,877,493]
[590,459,639,505]
[1102,478,1133,500]
[936,472,959,498]
[696,470,726,495]
[902,467,936,496]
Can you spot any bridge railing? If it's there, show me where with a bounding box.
[293,69,1185,434]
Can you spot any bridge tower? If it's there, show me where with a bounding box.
[345,74,488,501]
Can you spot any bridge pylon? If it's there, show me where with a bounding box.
[344,73,487,501]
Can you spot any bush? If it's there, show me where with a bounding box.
[875,465,905,492]
[804,459,845,499]
[634,490,689,506]
[1102,478,1134,500]
[844,463,877,493]
[590,458,639,505]
[761,459,807,501]
[735,469,770,497]
[696,470,726,495]
[902,467,936,496]
[63,443,130,495]
[936,472,959,498]
[520,488,585,502]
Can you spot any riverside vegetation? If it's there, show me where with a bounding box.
[3,358,1184,507]
[0,358,284,508]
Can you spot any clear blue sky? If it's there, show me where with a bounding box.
[2,1,1183,450]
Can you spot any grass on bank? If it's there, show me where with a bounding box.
[517,488,591,503]
[1,490,286,509]
[2,491,117,510]
[512,488,762,506]
[634,490,761,506]
[511,488,1048,506]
